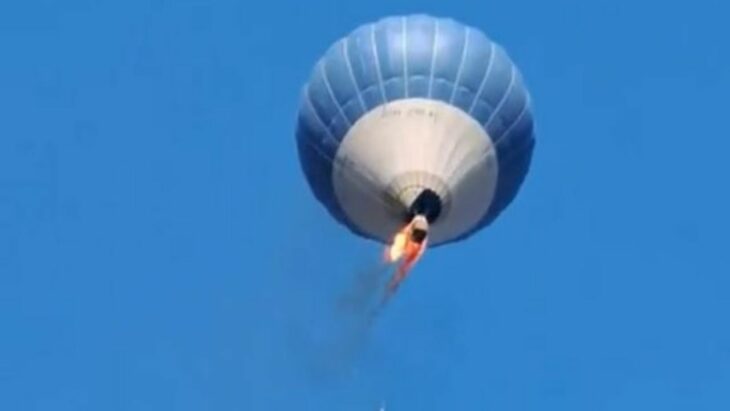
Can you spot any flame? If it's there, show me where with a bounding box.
[386,224,410,262]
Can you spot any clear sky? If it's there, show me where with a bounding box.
[1,0,728,410]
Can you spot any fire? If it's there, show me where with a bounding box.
[386,224,410,262]
[377,216,430,306]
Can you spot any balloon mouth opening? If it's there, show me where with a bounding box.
[386,171,450,228]
[406,188,442,224]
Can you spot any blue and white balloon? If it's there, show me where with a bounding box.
[296,14,535,246]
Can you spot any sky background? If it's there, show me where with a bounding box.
[1,0,729,410]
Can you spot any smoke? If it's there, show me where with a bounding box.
[242,206,394,410]
[287,258,394,380]
[336,261,392,318]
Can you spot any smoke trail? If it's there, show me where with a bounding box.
[336,261,392,316]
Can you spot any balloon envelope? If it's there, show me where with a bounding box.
[295,14,535,246]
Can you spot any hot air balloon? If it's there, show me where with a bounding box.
[295,14,535,249]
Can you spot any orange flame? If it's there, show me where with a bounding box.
[385,224,410,263]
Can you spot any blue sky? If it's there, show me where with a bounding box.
[1,0,728,410]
